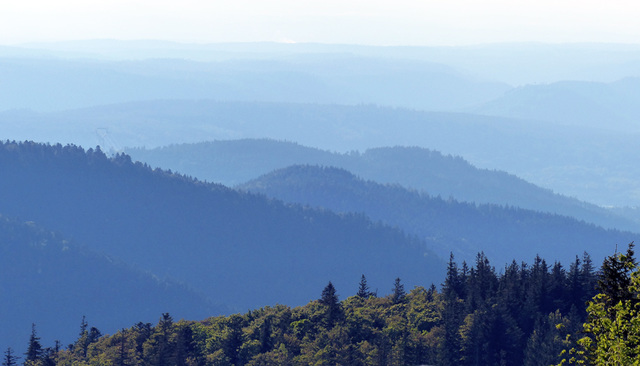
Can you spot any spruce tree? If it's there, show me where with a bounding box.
[2,347,19,366]
[391,277,406,304]
[320,282,342,326]
[356,274,371,298]
[439,253,465,365]
[25,324,43,364]
[597,242,636,306]
[76,315,89,358]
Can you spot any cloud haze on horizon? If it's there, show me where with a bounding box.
[1,0,639,46]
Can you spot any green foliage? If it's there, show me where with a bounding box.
[15,253,599,366]
[558,243,640,365]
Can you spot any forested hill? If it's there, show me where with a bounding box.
[239,165,636,265]
[14,250,602,366]
[0,214,220,351]
[0,141,444,314]
[126,139,636,232]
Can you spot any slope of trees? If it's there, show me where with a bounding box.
[558,243,640,365]
[240,164,636,265]
[127,139,637,232]
[0,213,219,354]
[0,140,444,318]
[12,252,600,366]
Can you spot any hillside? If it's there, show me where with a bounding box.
[3,99,637,207]
[0,141,444,314]
[0,214,219,351]
[126,139,638,233]
[0,55,507,112]
[472,78,640,132]
[239,165,636,265]
[10,41,640,84]
[27,248,600,366]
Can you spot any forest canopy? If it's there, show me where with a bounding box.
[10,249,617,366]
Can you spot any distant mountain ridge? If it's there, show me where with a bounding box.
[0,141,444,316]
[0,55,507,112]
[472,77,640,132]
[10,41,640,84]
[239,165,636,266]
[4,99,639,207]
[126,139,638,232]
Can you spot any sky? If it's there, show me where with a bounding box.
[1,0,639,46]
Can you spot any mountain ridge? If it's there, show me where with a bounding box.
[126,139,638,232]
[239,164,636,265]
[0,141,444,314]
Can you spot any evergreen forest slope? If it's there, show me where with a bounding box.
[0,214,219,351]
[239,165,636,265]
[126,139,637,232]
[0,141,444,315]
[14,249,602,366]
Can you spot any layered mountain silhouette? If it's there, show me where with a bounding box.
[472,78,640,132]
[0,141,444,326]
[126,139,638,232]
[4,99,640,207]
[239,165,635,266]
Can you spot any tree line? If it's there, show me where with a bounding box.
[10,246,635,366]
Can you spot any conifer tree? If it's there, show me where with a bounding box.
[2,347,19,366]
[115,329,129,366]
[558,243,640,365]
[439,253,465,366]
[391,277,406,304]
[357,274,371,298]
[76,315,89,358]
[597,242,636,306]
[320,282,343,327]
[25,324,43,365]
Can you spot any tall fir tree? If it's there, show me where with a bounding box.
[597,242,637,306]
[2,347,19,366]
[357,274,371,298]
[439,253,465,366]
[391,277,406,304]
[25,324,43,365]
[320,282,343,327]
[75,315,89,358]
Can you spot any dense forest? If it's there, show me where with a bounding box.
[0,140,444,347]
[2,143,639,364]
[240,164,636,265]
[0,213,221,351]
[6,249,618,366]
[3,41,640,366]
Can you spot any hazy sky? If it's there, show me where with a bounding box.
[1,0,639,46]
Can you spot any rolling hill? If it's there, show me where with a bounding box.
[472,77,640,132]
[126,139,638,233]
[0,141,444,316]
[0,214,219,352]
[4,99,639,208]
[0,55,507,112]
[239,165,636,266]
